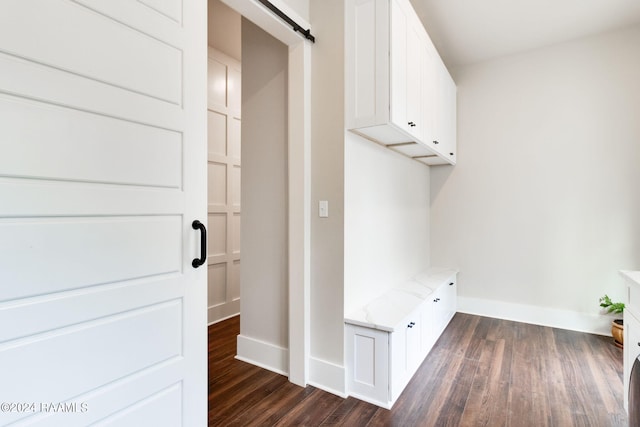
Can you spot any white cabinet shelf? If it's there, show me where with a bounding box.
[345,269,457,408]
[346,0,456,166]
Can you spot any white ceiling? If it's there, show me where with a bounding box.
[410,0,640,68]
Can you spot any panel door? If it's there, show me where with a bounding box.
[207,47,242,324]
[0,1,207,425]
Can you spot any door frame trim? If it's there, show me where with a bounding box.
[220,0,311,387]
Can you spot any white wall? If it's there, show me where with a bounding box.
[308,0,345,388]
[238,19,289,367]
[431,25,640,334]
[282,0,309,22]
[208,0,241,61]
[344,135,431,315]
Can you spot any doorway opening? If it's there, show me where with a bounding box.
[206,0,311,388]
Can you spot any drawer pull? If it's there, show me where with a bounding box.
[449,282,454,286]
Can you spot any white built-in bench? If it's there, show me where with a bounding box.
[344,268,458,408]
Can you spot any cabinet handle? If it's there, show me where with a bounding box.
[449,282,454,286]
[433,140,439,145]
[408,121,416,127]
[408,323,414,328]
[450,152,454,156]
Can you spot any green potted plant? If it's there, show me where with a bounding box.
[599,294,625,348]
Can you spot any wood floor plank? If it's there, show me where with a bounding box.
[542,327,574,427]
[210,366,282,418]
[319,398,378,426]
[458,338,499,427]
[225,382,315,426]
[208,314,627,426]
[272,389,344,426]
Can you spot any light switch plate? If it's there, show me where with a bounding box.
[319,200,329,218]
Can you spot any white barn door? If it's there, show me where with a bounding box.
[0,1,207,426]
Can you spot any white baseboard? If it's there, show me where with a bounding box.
[207,300,240,325]
[236,334,289,376]
[308,356,347,398]
[234,336,348,398]
[207,311,239,326]
[458,296,613,336]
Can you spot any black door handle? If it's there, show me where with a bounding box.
[192,220,207,268]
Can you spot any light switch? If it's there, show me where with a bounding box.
[319,200,329,218]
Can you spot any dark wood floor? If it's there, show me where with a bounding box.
[209,313,627,426]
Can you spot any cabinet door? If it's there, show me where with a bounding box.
[389,0,407,134]
[433,62,457,162]
[432,286,447,336]
[441,68,457,162]
[390,324,407,402]
[391,0,423,141]
[443,279,457,326]
[390,313,420,402]
[405,20,422,140]
[433,280,458,336]
[346,324,390,406]
[406,315,421,372]
[421,45,437,150]
[347,0,391,129]
[420,297,436,354]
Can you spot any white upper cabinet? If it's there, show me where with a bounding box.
[390,0,422,141]
[389,0,407,135]
[432,62,457,163]
[346,0,456,166]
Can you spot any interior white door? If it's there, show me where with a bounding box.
[207,47,241,324]
[0,1,207,426]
